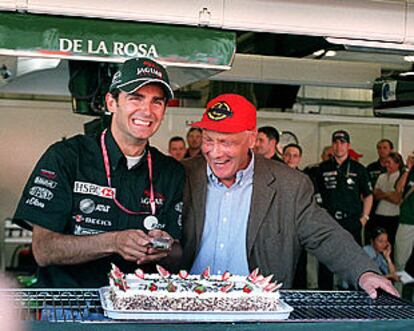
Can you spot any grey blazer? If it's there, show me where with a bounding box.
[182,154,379,288]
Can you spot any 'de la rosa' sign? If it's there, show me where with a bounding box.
[59,39,159,57]
[0,12,236,65]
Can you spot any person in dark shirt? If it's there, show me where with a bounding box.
[303,145,333,190]
[366,139,394,243]
[254,126,284,162]
[316,130,373,244]
[367,139,394,188]
[184,127,202,159]
[13,58,184,288]
[315,130,373,289]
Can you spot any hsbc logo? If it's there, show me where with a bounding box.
[73,181,115,199]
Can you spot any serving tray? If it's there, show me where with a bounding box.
[99,287,293,322]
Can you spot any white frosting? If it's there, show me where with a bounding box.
[111,273,280,300]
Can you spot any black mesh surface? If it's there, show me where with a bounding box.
[283,290,414,320]
[4,289,103,322]
[3,289,414,322]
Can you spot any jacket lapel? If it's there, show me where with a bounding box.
[247,156,278,255]
[191,157,208,248]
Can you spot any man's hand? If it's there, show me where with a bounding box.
[113,229,177,265]
[113,229,151,262]
[137,230,174,264]
[358,272,400,299]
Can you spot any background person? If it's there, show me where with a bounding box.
[254,126,283,162]
[283,143,302,169]
[168,136,186,161]
[315,130,373,290]
[372,152,404,247]
[395,159,414,277]
[366,139,395,242]
[367,139,394,188]
[303,145,333,189]
[363,227,399,282]
[184,127,202,158]
[182,93,398,299]
[316,130,373,246]
[13,58,184,288]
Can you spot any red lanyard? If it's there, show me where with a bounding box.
[100,129,156,216]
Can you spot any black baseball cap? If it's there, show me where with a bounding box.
[109,58,174,99]
[332,130,350,143]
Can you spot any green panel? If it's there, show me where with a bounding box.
[27,320,414,331]
[0,12,235,66]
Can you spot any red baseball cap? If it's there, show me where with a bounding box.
[191,94,256,133]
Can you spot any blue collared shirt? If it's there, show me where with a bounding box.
[363,245,389,275]
[191,154,254,276]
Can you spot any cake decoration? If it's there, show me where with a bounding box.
[222,271,231,281]
[178,270,189,279]
[108,264,283,312]
[156,265,171,278]
[134,268,145,279]
[201,266,211,279]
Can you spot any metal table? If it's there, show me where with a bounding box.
[3,289,414,330]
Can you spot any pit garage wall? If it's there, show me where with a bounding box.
[0,99,404,267]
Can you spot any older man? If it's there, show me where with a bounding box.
[182,93,398,298]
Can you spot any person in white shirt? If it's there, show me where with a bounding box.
[373,152,404,247]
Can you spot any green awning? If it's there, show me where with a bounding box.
[0,12,235,68]
[0,12,236,89]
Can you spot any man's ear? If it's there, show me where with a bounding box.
[248,129,258,149]
[105,93,117,114]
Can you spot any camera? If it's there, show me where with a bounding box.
[150,237,171,250]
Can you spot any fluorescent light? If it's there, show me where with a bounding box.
[313,49,325,57]
[399,71,414,76]
[404,56,414,62]
[326,37,414,52]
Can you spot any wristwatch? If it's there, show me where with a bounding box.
[361,214,370,221]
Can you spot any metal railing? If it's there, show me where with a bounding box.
[2,288,414,323]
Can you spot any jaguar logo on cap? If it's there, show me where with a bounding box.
[111,71,122,86]
[207,102,233,121]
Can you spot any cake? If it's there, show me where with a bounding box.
[108,264,283,312]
